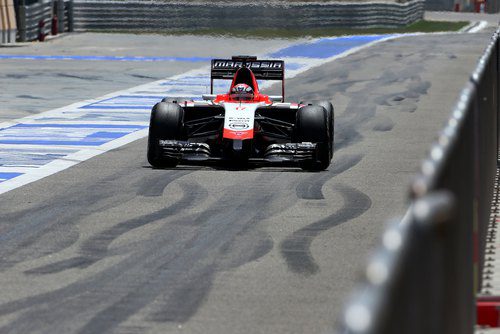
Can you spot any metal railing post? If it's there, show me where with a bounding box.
[56,0,63,32]
[17,3,25,42]
[67,0,73,32]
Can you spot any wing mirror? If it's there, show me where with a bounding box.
[202,94,217,101]
[269,96,284,102]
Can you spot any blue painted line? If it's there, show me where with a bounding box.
[102,95,165,99]
[0,172,23,182]
[83,95,164,104]
[286,63,306,71]
[80,105,152,110]
[87,131,124,139]
[0,55,212,62]
[270,35,391,59]
[80,95,165,109]
[156,91,199,96]
[0,140,127,146]
[0,147,78,167]
[160,82,208,86]
[12,123,144,129]
[1,153,65,166]
[0,124,147,146]
[37,112,150,123]
[177,76,209,80]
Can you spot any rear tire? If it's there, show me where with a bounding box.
[316,101,335,160]
[147,102,184,168]
[295,105,331,171]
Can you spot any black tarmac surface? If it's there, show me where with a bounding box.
[0,29,495,333]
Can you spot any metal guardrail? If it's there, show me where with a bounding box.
[71,0,424,31]
[17,0,51,41]
[54,0,73,34]
[338,28,500,334]
[16,0,73,42]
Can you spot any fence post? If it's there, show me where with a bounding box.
[57,0,64,32]
[17,3,26,42]
[67,0,73,32]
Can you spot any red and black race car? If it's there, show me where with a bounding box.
[147,56,334,170]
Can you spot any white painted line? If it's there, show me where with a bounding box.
[469,21,489,33]
[0,129,149,195]
[460,21,479,33]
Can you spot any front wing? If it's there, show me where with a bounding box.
[158,140,320,167]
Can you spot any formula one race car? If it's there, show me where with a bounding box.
[147,56,334,170]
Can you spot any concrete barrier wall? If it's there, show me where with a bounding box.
[0,0,17,44]
[72,0,425,31]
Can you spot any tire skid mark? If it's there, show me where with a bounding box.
[283,50,432,152]
[0,168,194,271]
[135,170,192,197]
[0,187,133,270]
[24,181,207,275]
[0,173,296,332]
[1,166,141,238]
[77,192,274,333]
[281,184,371,275]
[296,154,363,200]
[102,204,275,327]
[334,65,431,150]
[0,194,211,332]
[0,231,193,334]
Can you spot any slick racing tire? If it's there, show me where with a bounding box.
[316,101,334,160]
[301,101,335,160]
[147,102,184,168]
[295,105,331,171]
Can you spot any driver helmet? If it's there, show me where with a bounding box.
[230,83,254,101]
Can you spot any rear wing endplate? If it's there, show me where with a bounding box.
[210,56,285,100]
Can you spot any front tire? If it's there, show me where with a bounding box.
[147,102,184,168]
[295,105,331,171]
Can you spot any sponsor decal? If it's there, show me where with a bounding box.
[213,61,283,69]
[223,102,257,140]
[228,123,250,130]
[159,140,177,145]
[224,130,251,139]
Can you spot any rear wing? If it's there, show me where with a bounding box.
[210,56,285,101]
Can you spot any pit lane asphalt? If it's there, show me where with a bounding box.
[0,33,303,121]
[0,29,495,333]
